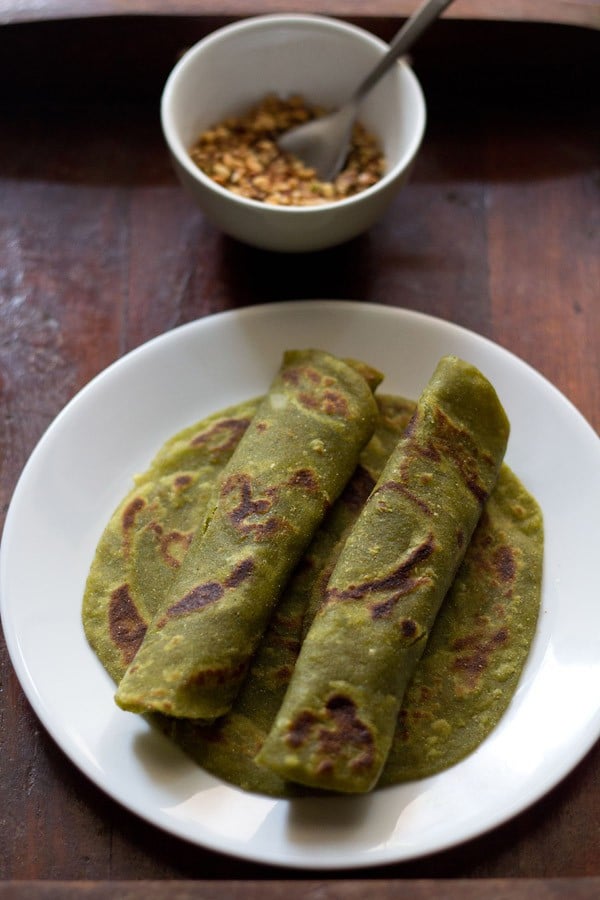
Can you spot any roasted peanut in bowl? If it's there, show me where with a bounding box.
[161,14,426,253]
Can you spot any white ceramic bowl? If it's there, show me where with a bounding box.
[161,14,426,253]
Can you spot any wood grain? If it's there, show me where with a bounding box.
[1,0,599,28]
[0,13,598,886]
[1,880,600,899]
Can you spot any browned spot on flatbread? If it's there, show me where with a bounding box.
[321,389,349,417]
[340,465,376,511]
[395,708,410,741]
[121,496,146,554]
[109,583,147,665]
[224,557,255,587]
[265,629,302,656]
[191,417,252,454]
[400,617,419,638]
[282,365,321,387]
[403,410,418,437]
[324,535,435,618]
[452,626,510,690]
[189,657,249,688]
[375,479,433,516]
[494,545,516,582]
[311,563,335,619]
[404,406,493,506]
[286,696,375,775]
[161,558,255,624]
[150,522,193,568]
[286,710,319,748]
[323,695,375,774]
[274,664,294,683]
[282,364,350,417]
[287,468,320,492]
[165,580,224,619]
[298,388,349,417]
[221,472,285,540]
[431,406,491,504]
[173,474,193,489]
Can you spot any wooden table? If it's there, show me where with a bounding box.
[1,6,599,897]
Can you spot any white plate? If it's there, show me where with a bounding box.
[2,300,600,870]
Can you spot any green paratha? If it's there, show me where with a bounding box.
[114,350,380,720]
[257,356,511,792]
[161,393,416,796]
[82,354,543,797]
[82,398,260,685]
[379,463,543,783]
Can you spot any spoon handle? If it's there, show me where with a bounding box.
[354,0,456,103]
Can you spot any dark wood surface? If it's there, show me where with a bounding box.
[1,11,599,893]
[1,880,600,899]
[2,0,599,28]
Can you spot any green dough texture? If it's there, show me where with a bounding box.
[256,356,511,793]
[114,349,380,719]
[82,356,543,798]
[82,398,260,685]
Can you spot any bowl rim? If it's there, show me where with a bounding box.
[160,13,427,216]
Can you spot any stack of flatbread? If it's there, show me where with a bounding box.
[83,351,543,796]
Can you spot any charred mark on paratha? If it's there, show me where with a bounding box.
[190,417,252,453]
[400,617,419,639]
[493,545,516,582]
[121,496,146,554]
[108,583,147,664]
[340,465,376,511]
[324,535,435,618]
[321,695,375,774]
[161,557,255,622]
[273,664,294,684]
[189,657,249,688]
[221,473,285,539]
[166,580,223,616]
[122,496,145,531]
[285,710,318,748]
[374,479,433,516]
[225,557,254,587]
[298,389,349,418]
[282,364,350,418]
[282,365,320,387]
[404,406,493,506]
[452,626,510,690]
[149,522,193,568]
[268,631,302,657]
[287,468,320,492]
[173,474,193,490]
[285,694,375,776]
[268,609,304,642]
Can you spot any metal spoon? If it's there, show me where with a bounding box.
[278,0,456,181]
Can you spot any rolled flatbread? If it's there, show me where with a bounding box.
[115,349,380,720]
[379,462,543,783]
[166,394,416,795]
[256,356,511,792]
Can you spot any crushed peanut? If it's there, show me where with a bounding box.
[189,94,386,206]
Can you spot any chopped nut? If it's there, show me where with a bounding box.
[189,94,385,206]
